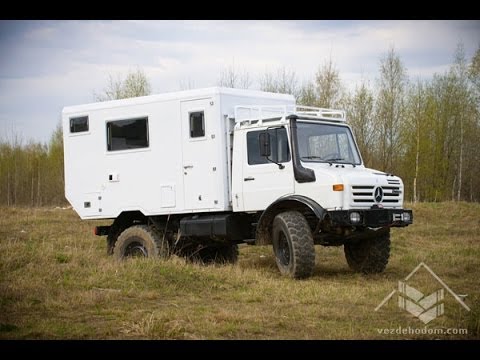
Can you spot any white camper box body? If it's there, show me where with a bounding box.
[62,87,295,220]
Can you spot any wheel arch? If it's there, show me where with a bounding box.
[255,195,326,245]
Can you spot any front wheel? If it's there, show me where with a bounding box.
[344,230,390,274]
[272,211,315,279]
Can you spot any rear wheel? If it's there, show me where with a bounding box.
[113,225,169,261]
[106,213,143,255]
[107,225,124,256]
[272,211,315,279]
[344,231,390,274]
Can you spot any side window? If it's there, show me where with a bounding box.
[107,117,149,151]
[247,128,290,165]
[189,111,205,138]
[247,131,265,165]
[70,116,89,133]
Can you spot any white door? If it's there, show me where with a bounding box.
[242,127,294,211]
[181,98,217,210]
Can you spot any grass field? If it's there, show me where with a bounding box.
[0,202,479,339]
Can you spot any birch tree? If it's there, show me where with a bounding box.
[315,58,344,108]
[218,63,252,89]
[344,80,375,167]
[375,47,407,173]
[259,66,299,98]
[94,68,152,101]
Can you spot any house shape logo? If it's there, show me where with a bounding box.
[375,262,470,324]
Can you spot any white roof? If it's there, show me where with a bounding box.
[62,87,295,115]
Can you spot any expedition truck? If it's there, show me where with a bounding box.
[62,87,412,279]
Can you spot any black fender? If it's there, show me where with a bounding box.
[255,195,326,245]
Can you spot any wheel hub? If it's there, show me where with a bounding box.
[125,240,147,257]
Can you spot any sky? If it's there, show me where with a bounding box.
[0,20,479,144]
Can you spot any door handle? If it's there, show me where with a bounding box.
[244,177,255,181]
[183,165,194,169]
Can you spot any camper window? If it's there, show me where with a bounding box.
[70,116,89,133]
[106,117,149,151]
[189,111,205,138]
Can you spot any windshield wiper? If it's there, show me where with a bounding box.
[301,156,323,160]
[324,157,358,167]
[324,157,345,162]
[301,156,356,166]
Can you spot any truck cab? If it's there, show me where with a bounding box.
[231,105,412,277]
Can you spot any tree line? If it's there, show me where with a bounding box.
[1,46,479,206]
[0,124,64,206]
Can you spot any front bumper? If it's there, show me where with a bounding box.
[328,208,413,228]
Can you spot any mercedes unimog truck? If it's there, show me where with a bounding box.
[62,87,412,279]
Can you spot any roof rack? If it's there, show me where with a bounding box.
[295,105,346,121]
[234,104,346,124]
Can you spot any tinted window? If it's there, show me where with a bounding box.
[107,117,149,151]
[190,111,205,138]
[247,128,290,165]
[70,116,89,133]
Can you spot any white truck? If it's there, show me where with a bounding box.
[62,87,412,279]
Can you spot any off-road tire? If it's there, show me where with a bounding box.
[106,214,143,255]
[107,225,125,256]
[113,225,169,261]
[272,211,315,279]
[344,231,390,274]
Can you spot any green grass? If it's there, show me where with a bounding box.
[0,202,479,339]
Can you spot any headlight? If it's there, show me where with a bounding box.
[350,212,361,224]
[403,212,411,222]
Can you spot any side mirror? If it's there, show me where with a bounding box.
[259,132,271,157]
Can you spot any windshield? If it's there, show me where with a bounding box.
[297,121,362,165]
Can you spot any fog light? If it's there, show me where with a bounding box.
[350,212,361,224]
[403,212,411,222]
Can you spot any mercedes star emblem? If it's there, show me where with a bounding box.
[374,186,384,203]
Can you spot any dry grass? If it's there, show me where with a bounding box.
[0,202,479,339]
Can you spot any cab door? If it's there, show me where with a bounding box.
[241,127,294,211]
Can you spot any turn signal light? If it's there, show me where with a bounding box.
[333,184,344,191]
